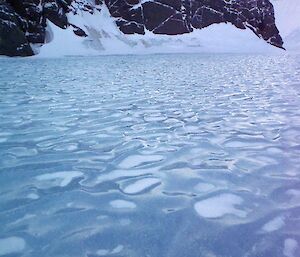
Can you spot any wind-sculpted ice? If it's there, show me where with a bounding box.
[194,194,247,218]
[0,54,300,257]
[0,237,26,256]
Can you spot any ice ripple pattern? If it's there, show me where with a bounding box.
[0,54,300,257]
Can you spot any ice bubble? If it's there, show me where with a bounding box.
[194,193,246,218]
[0,237,26,256]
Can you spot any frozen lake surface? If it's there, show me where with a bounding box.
[0,54,300,257]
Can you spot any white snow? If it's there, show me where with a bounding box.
[109,199,136,209]
[119,155,164,169]
[38,20,99,57]
[0,237,26,256]
[122,178,161,194]
[262,216,285,232]
[271,0,300,51]
[283,238,298,257]
[34,1,294,57]
[35,171,83,188]
[194,194,247,218]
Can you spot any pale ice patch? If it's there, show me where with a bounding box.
[262,216,285,232]
[35,171,83,188]
[144,114,166,122]
[96,168,156,184]
[194,183,216,193]
[96,249,109,256]
[287,189,300,197]
[119,218,131,226]
[97,245,124,256]
[27,193,39,200]
[184,125,200,133]
[119,155,164,169]
[0,237,26,256]
[283,238,298,257]
[122,178,161,194]
[194,194,246,218]
[111,245,124,254]
[286,189,300,206]
[109,199,136,209]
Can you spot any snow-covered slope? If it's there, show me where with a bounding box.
[271,0,300,51]
[1,0,295,56]
[38,1,286,57]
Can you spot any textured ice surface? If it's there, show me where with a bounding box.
[0,54,300,257]
[0,237,26,256]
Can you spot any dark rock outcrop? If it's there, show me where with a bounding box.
[0,0,284,56]
[0,0,34,56]
[107,0,284,48]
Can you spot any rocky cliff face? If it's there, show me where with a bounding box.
[0,0,284,56]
